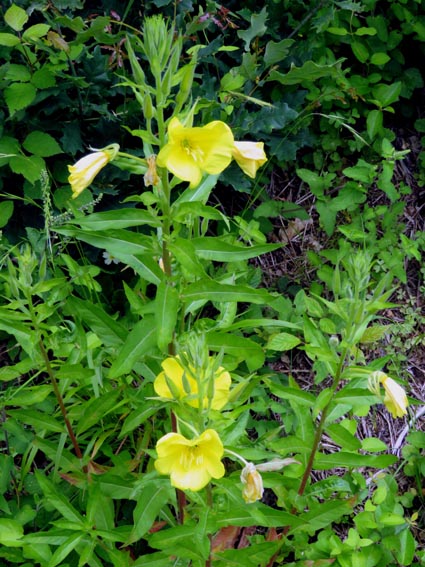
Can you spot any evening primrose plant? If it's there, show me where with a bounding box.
[0,14,410,567]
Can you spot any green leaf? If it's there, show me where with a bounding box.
[269,59,343,85]
[266,332,301,351]
[67,208,160,230]
[263,381,316,406]
[0,201,14,228]
[55,228,153,257]
[76,390,122,435]
[108,317,157,379]
[326,423,362,451]
[327,27,348,35]
[367,109,383,140]
[351,40,369,63]
[355,27,377,36]
[128,481,172,543]
[361,438,387,452]
[35,472,85,524]
[264,38,294,67]
[370,52,390,65]
[314,451,397,469]
[5,64,31,82]
[22,23,50,41]
[5,4,29,32]
[23,131,62,157]
[192,237,280,262]
[7,409,64,433]
[48,533,85,567]
[210,503,304,529]
[155,283,179,352]
[384,529,415,565]
[206,332,265,372]
[300,500,353,531]
[31,66,56,89]
[168,238,208,278]
[182,280,272,305]
[372,81,402,107]
[0,519,24,546]
[4,82,36,114]
[0,33,20,47]
[237,7,268,50]
[10,154,46,183]
[66,297,127,347]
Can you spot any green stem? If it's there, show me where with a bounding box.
[38,339,84,461]
[297,348,349,496]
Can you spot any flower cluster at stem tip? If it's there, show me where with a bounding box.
[67,120,267,196]
[153,355,231,410]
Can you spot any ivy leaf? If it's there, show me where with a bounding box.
[237,7,268,51]
[23,131,63,157]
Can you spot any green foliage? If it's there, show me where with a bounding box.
[0,1,423,566]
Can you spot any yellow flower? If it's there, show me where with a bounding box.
[156,117,234,188]
[232,141,267,178]
[155,429,225,491]
[240,462,264,503]
[153,356,231,410]
[369,371,408,418]
[68,144,119,198]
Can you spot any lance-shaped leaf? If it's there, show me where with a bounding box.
[108,317,157,379]
[155,282,179,352]
[66,208,160,230]
[192,236,281,262]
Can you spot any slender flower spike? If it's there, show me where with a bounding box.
[154,356,231,410]
[156,117,235,188]
[232,141,267,178]
[155,429,225,491]
[369,371,408,418]
[68,144,119,198]
[240,462,264,503]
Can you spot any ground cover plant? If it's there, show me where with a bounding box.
[0,1,424,566]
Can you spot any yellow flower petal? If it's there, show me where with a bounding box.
[232,141,267,178]
[381,375,408,418]
[155,429,225,491]
[157,118,234,188]
[67,144,119,198]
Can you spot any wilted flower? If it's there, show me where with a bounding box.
[153,355,231,410]
[68,144,119,198]
[368,370,408,418]
[156,117,234,188]
[155,429,225,491]
[144,154,160,187]
[240,462,264,503]
[232,141,267,178]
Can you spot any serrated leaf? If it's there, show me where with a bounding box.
[4,82,36,114]
[360,324,389,344]
[266,332,301,351]
[264,38,294,67]
[268,59,343,85]
[5,64,31,82]
[5,4,29,32]
[23,131,62,157]
[0,519,24,545]
[9,155,45,184]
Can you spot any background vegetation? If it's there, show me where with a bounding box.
[0,0,424,566]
